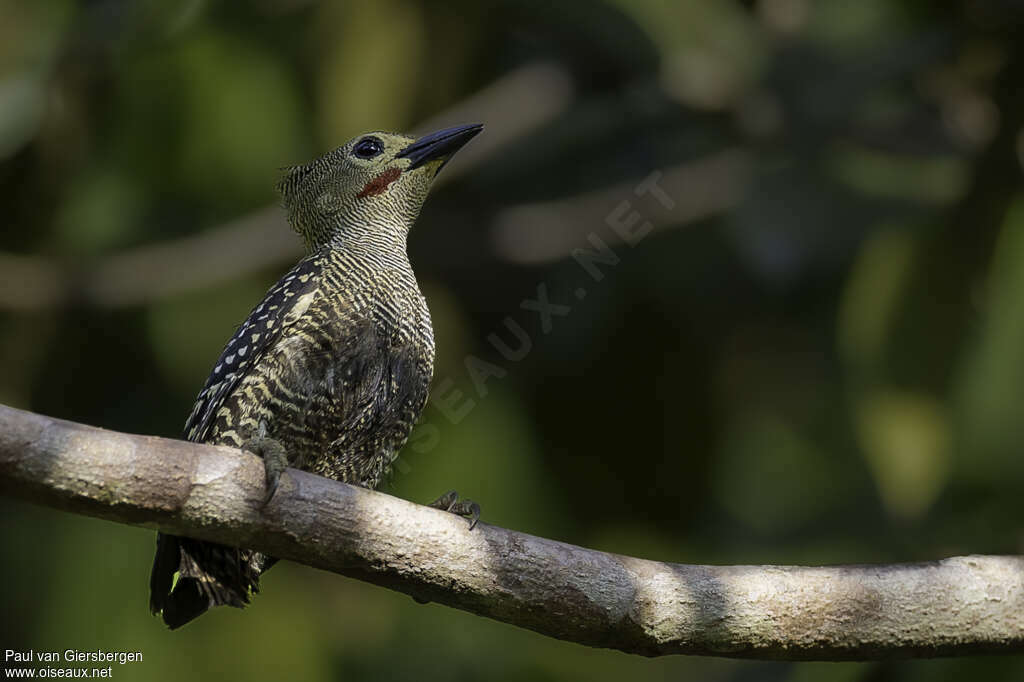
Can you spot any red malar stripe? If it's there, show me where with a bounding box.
[356,167,402,199]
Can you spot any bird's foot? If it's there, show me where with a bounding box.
[429,490,481,530]
[242,434,288,507]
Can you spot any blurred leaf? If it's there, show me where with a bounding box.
[0,74,47,160]
[953,195,1024,481]
[838,226,916,372]
[313,0,425,143]
[807,0,911,53]
[624,0,765,109]
[856,390,950,521]
[829,144,968,204]
[0,0,72,71]
[0,0,72,159]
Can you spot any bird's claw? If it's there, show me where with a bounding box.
[242,433,288,508]
[429,490,481,530]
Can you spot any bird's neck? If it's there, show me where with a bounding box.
[297,204,417,253]
[317,239,428,335]
[316,227,416,279]
[331,233,409,263]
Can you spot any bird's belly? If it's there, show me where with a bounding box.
[224,321,431,488]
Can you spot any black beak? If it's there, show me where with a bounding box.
[397,123,483,170]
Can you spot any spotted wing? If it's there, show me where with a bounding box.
[183,256,323,443]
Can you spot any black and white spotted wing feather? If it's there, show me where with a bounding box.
[184,256,322,443]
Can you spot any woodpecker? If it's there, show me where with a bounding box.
[149,124,483,629]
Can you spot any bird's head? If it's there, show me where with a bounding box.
[277,123,483,251]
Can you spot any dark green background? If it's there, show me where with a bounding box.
[2,0,1023,679]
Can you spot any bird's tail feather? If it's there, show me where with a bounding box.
[149,532,180,616]
[149,533,261,629]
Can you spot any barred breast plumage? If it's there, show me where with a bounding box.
[195,248,434,488]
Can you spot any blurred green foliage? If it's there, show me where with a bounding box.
[2,0,1024,679]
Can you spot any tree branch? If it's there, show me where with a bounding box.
[1,403,1021,659]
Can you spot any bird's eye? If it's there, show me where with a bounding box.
[353,137,384,159]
